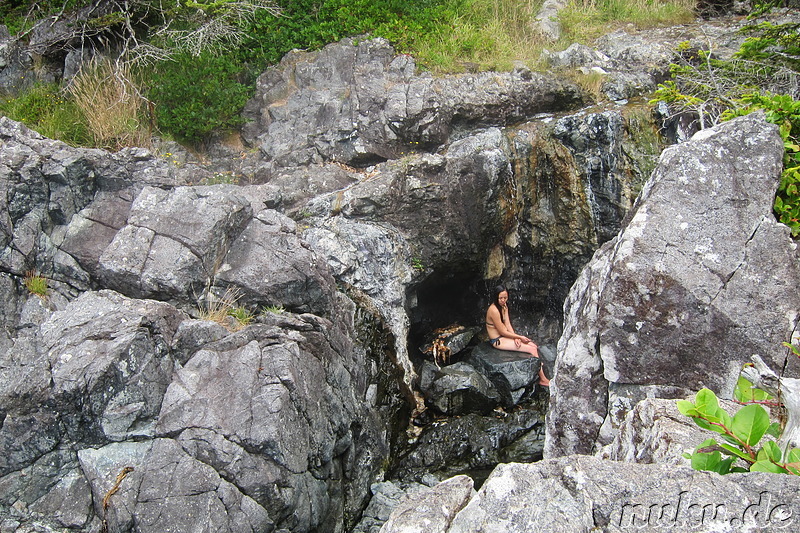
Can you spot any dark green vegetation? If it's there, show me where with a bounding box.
[0,0,697,146]
[149,52,252,144]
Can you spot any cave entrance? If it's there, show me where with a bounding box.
[406,273,487,364]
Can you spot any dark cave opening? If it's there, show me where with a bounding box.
[405,272,490,364]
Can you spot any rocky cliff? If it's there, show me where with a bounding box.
[377,111,800,533]
[1,12,799,533]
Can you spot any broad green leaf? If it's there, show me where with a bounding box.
[694,388,720,416]
[762,440,783,462]
[787,448,800,462]
[691,450,721,472]
[721,443,752,461]
[751,460,788,474]
[693,417,721,432]
[717,457,735,474]
[734,376,772,402]
[676,400,698,417]
[717,408,732,428]
[767,422,783,438]
[730,404,770,446]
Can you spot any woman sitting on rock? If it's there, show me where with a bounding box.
[485,284,550,386]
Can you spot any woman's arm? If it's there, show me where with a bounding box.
[503,308,515,334]
[504,307,532,345]
[490,306,529,343]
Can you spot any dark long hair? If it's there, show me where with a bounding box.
[491,284,508,322]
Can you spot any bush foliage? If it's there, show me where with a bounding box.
[678,378,800,475]
[0,0,697,145]
[148,52,251,144]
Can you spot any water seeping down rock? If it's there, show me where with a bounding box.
[3,17,797,532]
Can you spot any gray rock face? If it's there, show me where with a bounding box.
[596,397,740,466]
[0,111,398,531]
[379,475,474,533]
[0,288,390,532]
[97,185,253,299]
[243,37,586,168]
[545,112,800,457]
[381,456,800,533]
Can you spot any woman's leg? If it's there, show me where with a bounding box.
[492,338,550,386]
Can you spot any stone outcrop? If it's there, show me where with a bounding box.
[596,396,740,465]
[242,37,586,169]
[381,456,800,532]
[390,407,546,484]
[545,112,800,458]
[0,115,404,531]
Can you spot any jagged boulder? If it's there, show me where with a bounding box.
[545,112,800,458]
[242,37,586,169]
[596,397,740,465]
[0,288,392,532]
[466,343,542,407]
[418,361,501,415]
[390,407,546,483]
[379,475,474,533]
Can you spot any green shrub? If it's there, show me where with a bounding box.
[677,382,800,475]
[0,83,92,146]
[238,0,448,69]
[148,52,251,145]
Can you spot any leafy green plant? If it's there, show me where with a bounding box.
[734,374,774,405]
[23,270,48,298]
[148,52,251,145]
[677,385,800,475]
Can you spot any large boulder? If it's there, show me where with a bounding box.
[0,288,392,532]
[596,397,740,465]
[545,112,800,458]
[466,343,542,407]
[390,408,546,483]
[242,37,586,169]
[418,361,501,415]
